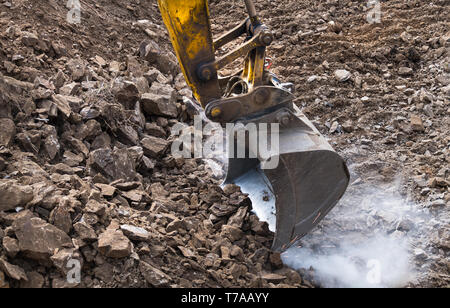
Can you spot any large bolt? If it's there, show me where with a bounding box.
[198,66,214,81]
[277,112,291,127]
[210,107,222,118]
[260,31,274,46]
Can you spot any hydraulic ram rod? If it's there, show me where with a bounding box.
[244,0,260,26]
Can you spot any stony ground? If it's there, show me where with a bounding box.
[0,0,448,288]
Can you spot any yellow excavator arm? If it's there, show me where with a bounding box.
[158,0,350,252]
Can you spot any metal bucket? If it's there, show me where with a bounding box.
[224,105,350,252]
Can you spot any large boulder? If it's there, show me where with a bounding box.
[12,216,73,262]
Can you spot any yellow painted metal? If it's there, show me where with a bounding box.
[157,0,221,107]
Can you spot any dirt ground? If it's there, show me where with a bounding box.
[0,0,448,288]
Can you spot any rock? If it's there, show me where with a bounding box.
[261,272,286,284]
[88,148,137,181]
[94,55,107,67]
[0,271,7,288]
[66,58,86,81]
[398,67,413,76]
[269,252,284,269]
[44,133,61,160]
[419,89,433,104]
[0,259,27,281]
[115,81,140,110]
[410,115,425,132]
[21,31,39,47]
[0,118,16,147]
[166,219,184,233]
[228,206,248,228]
[51,94,72,118]
[229,263,248,279]
[73,222,98,242]
[59,82,80,96]
[251,219,271,236]
[0,181,34,211]
[93,263,114,283]
[141,136,170,158]
[145,122,167,138]
[229,246,243,260]
[429,177,448,188]
[13,216,73,262]
[97,229,133,258]
[334,69,351,82]
[95,183,117,198]
[3,237,20,257]
[120,224,151,241]
[19,271,44,288]
[141,92,178,118]
[342,120,354,132]
[329,121,340,134]
[178,246,196,258]
[117,125,139,146]
[50,248,81,275]
[221,225,244,242]
[0,157,5,171]
[222,184,241,196]
[139,261,170,287]
[139,40,178,75]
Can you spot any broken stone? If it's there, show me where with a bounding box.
[178,246,195,258]
[0,181,34,211]
[269,252,284,269]
[141,136,170,158]
[115,81,140,110]
[145,122,167,138]
[21,31,39,47]
[66,58,86,81]
[410,115,425,132]
[0,271,8,288]
[51,94,72,118]
[74,221,97,242]
[334,69,351,82]
[221,225,244,242]
[19,271,44,288]
[0,118,16,147]
[88,148,137,181]
[140,83,178,118]
[166,219,184,233]
[49,206,72,234]
[117,125,139,146]
[0,259,27,281]
[95,183,117,198]
[398,67,413,76]
[261,272,286,284]
[97,229,132,258]
[139,261,170,287]
[13,217,73,262]
[2,237,20,257]
[120,224,150,241]
[50,248,82,276]
[59,82,80,96]
[429,177,448,188]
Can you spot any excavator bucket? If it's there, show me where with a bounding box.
[224,105,350,252]
[158,0,350,252]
